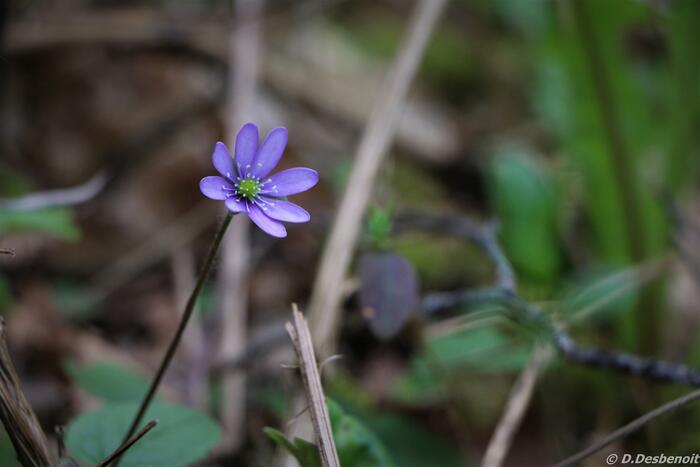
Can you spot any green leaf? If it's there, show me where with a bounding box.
[363,414,461,467]
[365,206,393,251]
[64,360,150,403]
[264,400,395,467]
[0,207,81,241]
[428,326,532,372]
[328,399,395,467]
[0,274,13,316]
[488,145,561,283]
[263,428,321,467]
[65,402,220,467]
[558,266,643,323]
[0,428,20,467]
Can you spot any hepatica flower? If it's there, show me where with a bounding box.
[199,123,318,238]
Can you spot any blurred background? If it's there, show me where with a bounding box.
[1,0,700,466]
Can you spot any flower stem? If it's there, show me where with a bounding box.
[117,212,233,458]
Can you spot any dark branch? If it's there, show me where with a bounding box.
[96,419,158,467]
[400,212,700,389]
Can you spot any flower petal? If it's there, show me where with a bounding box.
[258,197,310,223]
[251,127,287,178]
[212,142,235,179]
[259,168,319,196]
[234,123,259,177]
[200,176,232,200]
[225,196,246,213]
[248,203,287,238]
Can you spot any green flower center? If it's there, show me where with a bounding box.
[237,178,260,199]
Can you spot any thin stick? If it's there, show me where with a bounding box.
[553,387,700,467]
[216,0,263,450]
[307,0,449,356]
[117,213,233,457]
[481,347,551,467]
[0,172,107,210]
[96,420,158,467]
[285,305,340,467]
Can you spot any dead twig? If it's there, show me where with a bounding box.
[552,387,700,467]
[0,172,107,211]
[215,0,264,451]
[285,305,340,467]
[0,319,56,467]
[307,0,449,357]
[481,347,552,467]
[96,419,158,467]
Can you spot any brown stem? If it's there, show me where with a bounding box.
[117,212,233,461]
[97,420,158,467]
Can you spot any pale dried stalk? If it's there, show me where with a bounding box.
[481,347,551,467]
[0,171,106,210]
[553,386,700,467]
[307,0,449,357]
[285,305,340,467]
[0,319,56,467]
[216,0,263,450]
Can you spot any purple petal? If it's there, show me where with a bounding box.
[212,142,235,179]
[258,197,310,223]
[225,197,246,213]
[200,176,232,200]
[234,123,259,177]
[251,127,287,178]
[248,204,287,238]
[259,168,319,196]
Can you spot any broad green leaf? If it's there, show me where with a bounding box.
[328,399,395,467]
[0,274,12,315]
[265,400,395,467]
[395,325,532,403]
[428,326,532,372]
[364,414,461,467]
[63,360,150,403]
[488,145,561,283]
[264,428,321,467]
[0,429,20,467]
[65,402,220,467]
[664,0,700,190]
[392,358,444,404]
[0,207,80,241]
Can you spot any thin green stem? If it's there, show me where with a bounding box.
[117,212,233,460]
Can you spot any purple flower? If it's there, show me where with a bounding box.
[199,123,319,238]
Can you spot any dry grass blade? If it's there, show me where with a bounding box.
[285,304,340,467]
[553,387,700,467]
[0,172,106,210]
[481,347,551,467]
[215,0,264,450]
[0,319,56,467]
[307,0,449,356]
